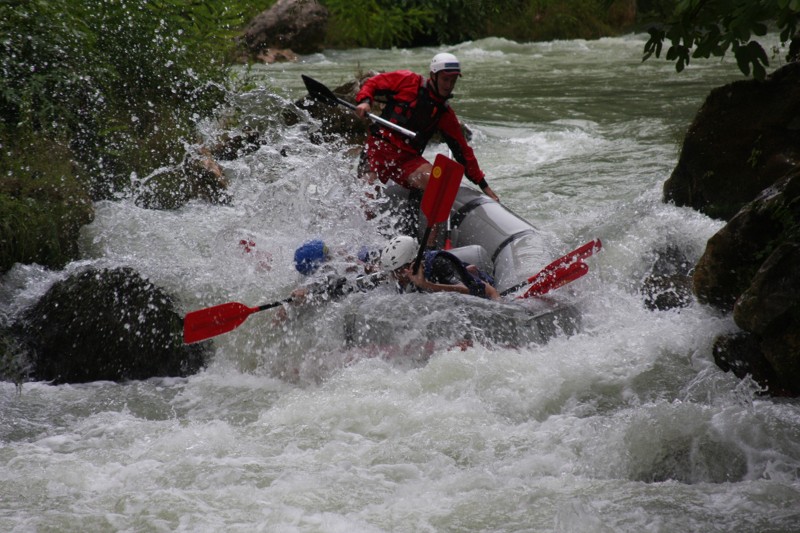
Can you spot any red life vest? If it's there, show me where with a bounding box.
[374,80,449,154]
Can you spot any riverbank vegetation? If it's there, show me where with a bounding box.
[323,0,643,48]
[1,0,263,271]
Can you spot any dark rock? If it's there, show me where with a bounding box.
[694,170,800,313]
[294,74,377,146]
[664,62,800,221]
[133,149,231,210]
[240,0,328,56]
[734,238,800,393]
[712,332,794,397]
[0,331,33,385]
[641,245,694,311]
[672,64,800,396]
[15,267,208,384]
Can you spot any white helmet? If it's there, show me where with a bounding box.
[381,236,418,271]
[430,53,462,76]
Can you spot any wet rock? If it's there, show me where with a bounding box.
[0,331,33,385]
[240,0,328,57]
[664,62,800,221]
[712,332,793,397]
[692,177,791,312]
[294,74,376,146]
[671,63,800,396]
[641,244,694,311]
[14,267,208,384]
[133,149,231,210]
[696,171,800,395]
[255,48,299,64]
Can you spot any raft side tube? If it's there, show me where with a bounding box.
[446,244,493,276]
[383,183,552,294]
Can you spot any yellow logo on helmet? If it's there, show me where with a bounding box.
[432,166,442,179]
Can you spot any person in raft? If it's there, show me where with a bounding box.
[273,240,384,324]
[293,239,382,277]
[381,235,500,300]
[353,53,500,205]
[289,239,383,302]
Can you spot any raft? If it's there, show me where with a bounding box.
[341,183,584,348]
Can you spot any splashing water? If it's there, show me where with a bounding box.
[1,36,799,532]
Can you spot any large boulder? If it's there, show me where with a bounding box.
[12,267,208,384]
[664,62,800,221]
[700,170,800,395]
[240,0,328,57]
[674,63,800,396]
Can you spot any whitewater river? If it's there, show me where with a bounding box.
[2,36,800,532]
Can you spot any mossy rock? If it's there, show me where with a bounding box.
[15,267,208,384]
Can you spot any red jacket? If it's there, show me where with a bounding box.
[356,70,486,186]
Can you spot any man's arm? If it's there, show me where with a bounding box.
[439,111,499,202]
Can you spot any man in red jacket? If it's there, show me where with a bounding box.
[354,53,499,204]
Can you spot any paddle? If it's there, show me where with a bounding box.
[183,272,385,344]
[412,153,464,273]
[500,238,603,298]
[301,75,417,139]
[183,300,288,344]
[519,260,589,299]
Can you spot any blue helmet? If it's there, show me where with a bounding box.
[294,239,328,275]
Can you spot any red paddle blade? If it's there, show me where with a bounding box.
[420,154,464,225]
[504,239,602,298]
[520,260,589,299]
[183,302,258,344]
[537,238,602,276]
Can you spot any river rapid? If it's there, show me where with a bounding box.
[2,36,800,532]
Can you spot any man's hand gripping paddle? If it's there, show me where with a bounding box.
[500,238,603,299]
[301,75,417,139]
[412,154,464,274]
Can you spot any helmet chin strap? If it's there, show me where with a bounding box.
[428,73,452,100]
[429,72,440,96]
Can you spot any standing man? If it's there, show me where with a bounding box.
[354,53,499,203]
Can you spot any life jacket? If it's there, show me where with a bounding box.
[422,250,495,298]
[375,80,449,154]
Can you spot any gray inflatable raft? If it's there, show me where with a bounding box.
[341,183,583,348]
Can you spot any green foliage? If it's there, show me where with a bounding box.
[415,0,520,45]
[488,0,616,42]
[0,136,94,272]
[323,0,437,48]
[0,0,249,199]
[0,0,258,271]
[321,0,630,48]
[643,0,800,79]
